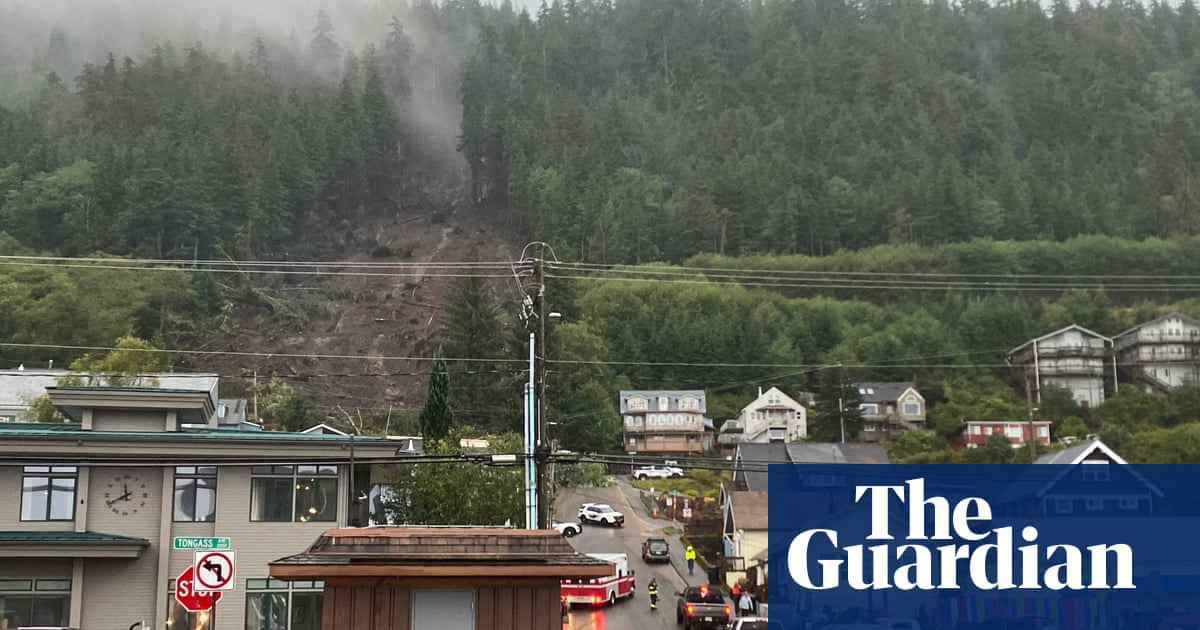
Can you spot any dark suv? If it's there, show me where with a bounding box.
[641,537,670,563]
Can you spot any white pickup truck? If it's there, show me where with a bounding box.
[632,465,684,480]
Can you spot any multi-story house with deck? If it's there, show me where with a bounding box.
[0,378,406,630]
[855,382,926,442]
[1007,324,1116,409]
[716,387,806,455]
[1114,312,1200,392]
[619,390,707,456]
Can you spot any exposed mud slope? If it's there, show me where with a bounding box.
[183,208,523,419]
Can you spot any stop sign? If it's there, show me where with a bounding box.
[175,566,222,612]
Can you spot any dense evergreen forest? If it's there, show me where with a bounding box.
[6,0,1200,460]
[0,1,476,365]
[463,0,1200,261]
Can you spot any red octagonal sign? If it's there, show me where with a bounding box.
[175,566,222,613]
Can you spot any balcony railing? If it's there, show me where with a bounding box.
[1030,346,1109,359]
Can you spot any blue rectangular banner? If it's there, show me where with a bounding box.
[767,464,1200,630]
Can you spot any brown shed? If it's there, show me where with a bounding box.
[269,526,612,630]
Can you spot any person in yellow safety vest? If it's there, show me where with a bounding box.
[685,544,697,576]
[648,578,659,610]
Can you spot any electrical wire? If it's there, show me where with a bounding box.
[0,259,513,279]
[551,260,1200,281]
[0,254,518,268]
[0,342,526,363]
[547,270,1200,293]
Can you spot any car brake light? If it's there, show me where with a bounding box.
[687,604,695,615]
[725,605,732,616]
[593,595,601,604]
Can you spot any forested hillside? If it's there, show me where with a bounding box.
[0,1,499,416]
[461,0,1200,261]
[6,0,1200,460]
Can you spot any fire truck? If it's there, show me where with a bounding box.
[561,552,636,607]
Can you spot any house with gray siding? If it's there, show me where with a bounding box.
[1114,312,1200,392]
[1007,324,1116,409]
[854,382,926,442]
[0,380,407,630]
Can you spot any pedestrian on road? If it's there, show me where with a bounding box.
[738,591,754,618]
[685,544,697,576]
[648,578,659,610]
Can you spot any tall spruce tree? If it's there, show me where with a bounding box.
[419,354,453,441]
[441,247,515,432]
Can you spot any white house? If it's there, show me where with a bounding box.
[1007,324,1116,408]
[1114,312,1200,392]
[717,387,806,453]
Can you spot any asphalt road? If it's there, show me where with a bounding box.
[556,480,699,630]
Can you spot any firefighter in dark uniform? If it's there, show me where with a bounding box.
[648,578,660,610]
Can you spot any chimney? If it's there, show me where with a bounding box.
[758,386,763,397]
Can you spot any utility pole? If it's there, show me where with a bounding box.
[524,332,537,529]
[1025,370,1037,464]
[532,252,551,529]
[837,363,846,444]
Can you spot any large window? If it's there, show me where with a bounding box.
[20,466,77,521]
[412,590,473,630]
[175,466,218,522]
[245,579,323,630]
[0,579,70,628]
[251,466,337,522]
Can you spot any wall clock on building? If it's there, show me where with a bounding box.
[104,474,149,516]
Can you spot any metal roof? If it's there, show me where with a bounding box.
[0,530,149,544]
[1007,324,1112,357]
[0,421,394,443]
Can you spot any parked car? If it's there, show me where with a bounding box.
[578,502,626,526]
[552,520,583,537]
[676,584,731,630]
[641,537,670,562]
[632,465,684,480]
[727,618,785,630]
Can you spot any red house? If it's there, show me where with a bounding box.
[956,420,1052,448]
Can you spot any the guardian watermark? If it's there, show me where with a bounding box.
[787,478,1134,591]
[767,464,1200,630]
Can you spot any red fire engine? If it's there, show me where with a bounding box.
[561,552,636,607]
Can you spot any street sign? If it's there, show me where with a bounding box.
[175,566,222,613]
[194,550,236,591]
[173,536,231,550]
[682,507,693,519]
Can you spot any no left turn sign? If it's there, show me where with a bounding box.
[194,550,237,591]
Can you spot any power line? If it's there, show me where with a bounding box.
[0,259,513,279]
[548,358,1013,368]
[0,254,517,269]
[547,270,1200,293]
[552,260,1200,281]
[0,342,526,364]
